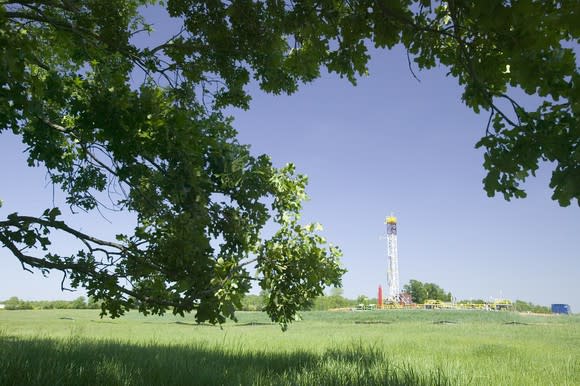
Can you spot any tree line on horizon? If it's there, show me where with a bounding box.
[2,278,551,314]
[0,296,101,310]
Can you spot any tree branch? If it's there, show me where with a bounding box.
[0,215,126,250]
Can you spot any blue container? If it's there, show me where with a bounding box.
[551,304,571,314]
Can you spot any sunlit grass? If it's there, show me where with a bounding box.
[0,309,578,385]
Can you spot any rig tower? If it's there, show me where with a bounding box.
[385,215,399,300]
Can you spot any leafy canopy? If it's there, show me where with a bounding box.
[0,0,344,329]
[162,0,579,205]
[0,0,577,328]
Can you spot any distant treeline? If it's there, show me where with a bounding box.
[1,296,101,310]
[2,295,551,314]
[240,293,358,312]
[512,300,551,314]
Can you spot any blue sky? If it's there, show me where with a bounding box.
[230,47,579,310]
[1,9,578,312]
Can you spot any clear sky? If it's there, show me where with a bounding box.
[1,7,578,312]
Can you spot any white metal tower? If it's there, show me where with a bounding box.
[385,215,399,300]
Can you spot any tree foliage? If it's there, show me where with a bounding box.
[0,0,577,328]
[0,0,344,329]
[403,280,428,304]
[159,0,579,206]
[403,279,451,303]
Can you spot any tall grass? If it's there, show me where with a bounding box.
[0,309,578,385]
[0,334,455,386]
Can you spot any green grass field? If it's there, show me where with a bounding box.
[0,309,578,385]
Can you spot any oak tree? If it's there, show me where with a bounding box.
[0,0,344,329]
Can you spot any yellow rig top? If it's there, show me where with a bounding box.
[385,215,397,224]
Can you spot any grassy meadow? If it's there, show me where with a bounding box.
[0,309,578,385]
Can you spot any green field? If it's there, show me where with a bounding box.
[1,309,578,385]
